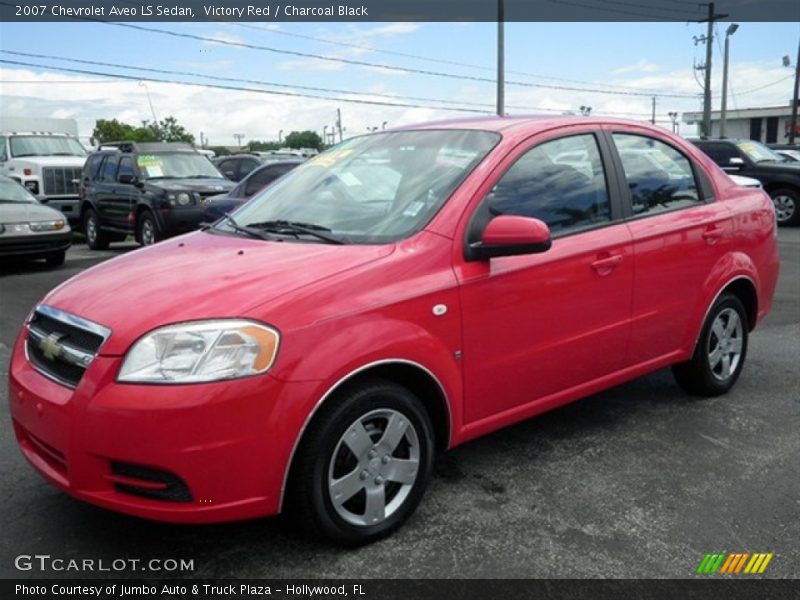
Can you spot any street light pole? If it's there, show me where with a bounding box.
[496,0,504,116]
[720,23,739,138]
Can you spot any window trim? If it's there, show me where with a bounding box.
[116,156,137,182]
[464,130,622,249]
[606,130,712,223]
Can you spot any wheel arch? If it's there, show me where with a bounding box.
[690,272,759,354]
[279,358,452,512]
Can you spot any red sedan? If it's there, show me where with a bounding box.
[8,117,779,545]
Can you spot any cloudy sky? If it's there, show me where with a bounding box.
[0,20,797,146]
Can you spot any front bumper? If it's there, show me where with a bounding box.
[0,231,71,258]
[8,330,318,523]
[155,206,209,238]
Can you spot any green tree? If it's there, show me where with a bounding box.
[248,139,282,152]
[283,130,323,151]
[92,119,139,144]
[208,146,231,157]
[158,116,195,144]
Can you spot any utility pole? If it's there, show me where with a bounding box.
[790,37,800,144]
[278,129,283,143]
[336,108,343,142]
[496,0,505,116]
[698,3,728,137]
[651,96,656,125]
[668,112,679,133]
[720,23,739,138]
[233,133,244,148]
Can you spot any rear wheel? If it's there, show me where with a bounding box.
[770,187,799,225]
[287,379,435,545]
[45,251,65,267]
[83,209,109,250]
[673,293,748,396]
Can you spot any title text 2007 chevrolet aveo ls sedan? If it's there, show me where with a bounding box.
[9,117,779,544]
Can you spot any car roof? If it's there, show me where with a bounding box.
[394,115,662,134]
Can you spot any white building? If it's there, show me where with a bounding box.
[683,102,798,143]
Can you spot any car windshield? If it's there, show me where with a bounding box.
[736,140,786,163]
[9,135,87,157]
[0,179,38,203]
[218,130,499,244]
[137,153,225,180]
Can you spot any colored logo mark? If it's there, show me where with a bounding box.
[697,552,774,574]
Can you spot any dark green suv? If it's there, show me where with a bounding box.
[80,142,235,249]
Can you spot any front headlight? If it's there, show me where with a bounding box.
[29,220,66,232]
[168,192,193,206]
[118,320,279,384]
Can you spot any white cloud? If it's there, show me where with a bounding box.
[611,60,660,75]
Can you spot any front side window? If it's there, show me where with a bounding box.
[9,135,87,157]
[101,156,119,182]
[224,130,500,244]
[486,134,611,235]
[117,157,135,181]
[613,134,701,216]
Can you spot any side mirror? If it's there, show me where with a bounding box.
[118,173,136,185]
[723,157,745,171]
[466,215,552,261]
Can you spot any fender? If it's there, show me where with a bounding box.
[681,250,760,354]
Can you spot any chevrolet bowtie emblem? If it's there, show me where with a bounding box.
[39,333,65,361]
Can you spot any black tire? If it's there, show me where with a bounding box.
[45,251,65,267]
[769,187,800,226]
[286,379,435,546]
[83,208,109,250]
[136,211,160,246]
[672,293,749,397]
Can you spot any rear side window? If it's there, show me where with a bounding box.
[239,158,260,179]
[100,156,119,182]
[487,134,611,235]
[613,134,701,216]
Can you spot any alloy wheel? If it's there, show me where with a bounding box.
[141,219,155,245]
[86,216,97,244]
[772,194,796,223]
[327,408,420,527]
[707,307,744,381]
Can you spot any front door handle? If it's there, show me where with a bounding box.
[591,254,623,275]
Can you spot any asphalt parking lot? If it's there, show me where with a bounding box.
[1,231,798,579]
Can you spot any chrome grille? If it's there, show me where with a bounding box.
[42,167,82,197]
[25,305,110,388]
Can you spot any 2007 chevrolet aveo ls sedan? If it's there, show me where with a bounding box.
[9,117,779,545]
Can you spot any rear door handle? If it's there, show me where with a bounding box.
[591,254,623,274]
[702,227,724,244]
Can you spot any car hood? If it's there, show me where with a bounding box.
[9,155,86,167]
[41,230,394,355]
[0,201,66,223]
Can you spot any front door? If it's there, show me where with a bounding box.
[457,130,633,424]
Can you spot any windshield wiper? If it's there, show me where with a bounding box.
[247,220,344,245]
[216,213,276,241]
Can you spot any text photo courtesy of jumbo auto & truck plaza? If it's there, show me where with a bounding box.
[1,1,799,599]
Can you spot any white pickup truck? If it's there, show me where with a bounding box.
[0,117,88,225]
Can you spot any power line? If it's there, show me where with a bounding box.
[0,49,510,110]
[548,0,700,20]
[1,57,666,120]
[590,0,702,16]
[57,18,701,99]
[231,22,694,96]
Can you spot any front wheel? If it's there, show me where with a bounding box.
[770,187,800,226]
[137,211,160,246]
[287,380,435,545]
[672,293,748,396]
[83,209,109,250]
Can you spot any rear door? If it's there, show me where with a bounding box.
[608,128,733,365]
[457,128,634,423]
[111,156,138,231]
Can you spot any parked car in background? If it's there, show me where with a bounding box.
[81,142,234,249]
[729,174,762,188]
[0,175,71,266]
[0,117,88,226]
[214,152,308,181]
[9,118,778,545]
[203,158,304,221]
[690,138,800,225]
